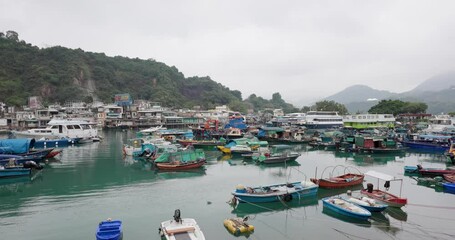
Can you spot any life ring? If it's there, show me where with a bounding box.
[283,194,292,202]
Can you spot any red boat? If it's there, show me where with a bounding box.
[417,164,455,177]
[311,173,364,189]
[443,174,455,183]
[45,149,63,158]
[155,159,206,171]
[311,165,364,189]
[361,171,407,208]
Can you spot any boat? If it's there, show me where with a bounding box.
[344,196,388,212]
[159,209,206,240]
[442,182,455,194]
[0,166,31,178]
[139,125,165,134]
[311,165,364,189]
[154,149,206,171]
[402,134,452,152]
[443,173,455,183]
[361,171,407,208]
[33,137,80,148]
[155,159,206,171]
[223,217,254,236]
[254,151,300,164]
[322,197,371,220]
[232,181,318,203]
[11,118,100,142]
[416,164,455,177]
[424,114,454,133]
[0,154,44,166]
[303,111,344,129]
[229,145,254,156]
[96,219,123,240]
[445,143,455,164]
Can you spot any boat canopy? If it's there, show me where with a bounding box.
[365,170,401,181]
[0,138,35,154]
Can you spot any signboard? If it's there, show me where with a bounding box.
[114,93,132,106]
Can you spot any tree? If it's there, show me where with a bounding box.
[312,100,348,115]
[301,106,311,113]
[6,30,19,41]
[368,100,427,115]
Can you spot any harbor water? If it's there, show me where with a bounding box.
[1,129,455,239]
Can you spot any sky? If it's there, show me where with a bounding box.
[1,0,454,106]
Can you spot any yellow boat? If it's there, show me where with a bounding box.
[223,217,254,235]
[217,146,231,154]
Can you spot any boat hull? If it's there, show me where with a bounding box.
[233,182,318,203]
[345,197,388,212]
[155,159,206,170]
[402,141,449,152]
[311,173,364,189]
[360,189,407,208]
[0,167,31,178]
[322,197,371,220]
[96,220,123,240]
[443,183,455,194]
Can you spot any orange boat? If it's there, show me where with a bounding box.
[311,165,364,189]
[443,173,455,183]
[155,159,206,170]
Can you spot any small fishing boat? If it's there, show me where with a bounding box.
[345,196,388,212]
[154,149,206,171]
[96,219,123,240]
[443,174,455,183]
[361,171,407,208]
[232,181,318,203]
[442,182,455,194]
[155,159,206,171]
[416,164,455,177]
[0,166,31,178]
[322,197,371,220]
[254,151,300,164]
[223,216,254,236]
[159,209,206,240]
[311,165,364,189]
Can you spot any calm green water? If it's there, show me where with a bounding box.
[1,130,455,239]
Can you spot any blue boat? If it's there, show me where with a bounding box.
[322,197,371,220]
[0,167,31,178]
[0,138,35,154]
[232,181,318,203]
[33,138,80,148]
[96,219,123,240]
[0,154,43,166]
[344,197,388,212]
[442,182,455,194]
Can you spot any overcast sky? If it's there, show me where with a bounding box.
[1,0,454,106]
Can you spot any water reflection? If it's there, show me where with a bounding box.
[322,208,372,227]
[231,197,318,217]
[385,208,408,222]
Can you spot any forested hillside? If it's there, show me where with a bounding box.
[0,31,297,113]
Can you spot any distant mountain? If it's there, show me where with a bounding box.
[324,74,455,114]
[0,31,298,113]
[325,85,396,104]
[409,71,455,93]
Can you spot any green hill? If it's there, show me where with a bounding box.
[1,31,298,113]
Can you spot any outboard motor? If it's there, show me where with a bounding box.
[173,209,181,223]
[367,183,374,193]
[23,161,44,170]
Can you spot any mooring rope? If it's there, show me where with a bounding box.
[407,203,455,210]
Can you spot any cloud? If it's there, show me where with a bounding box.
[1,0,454,106]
